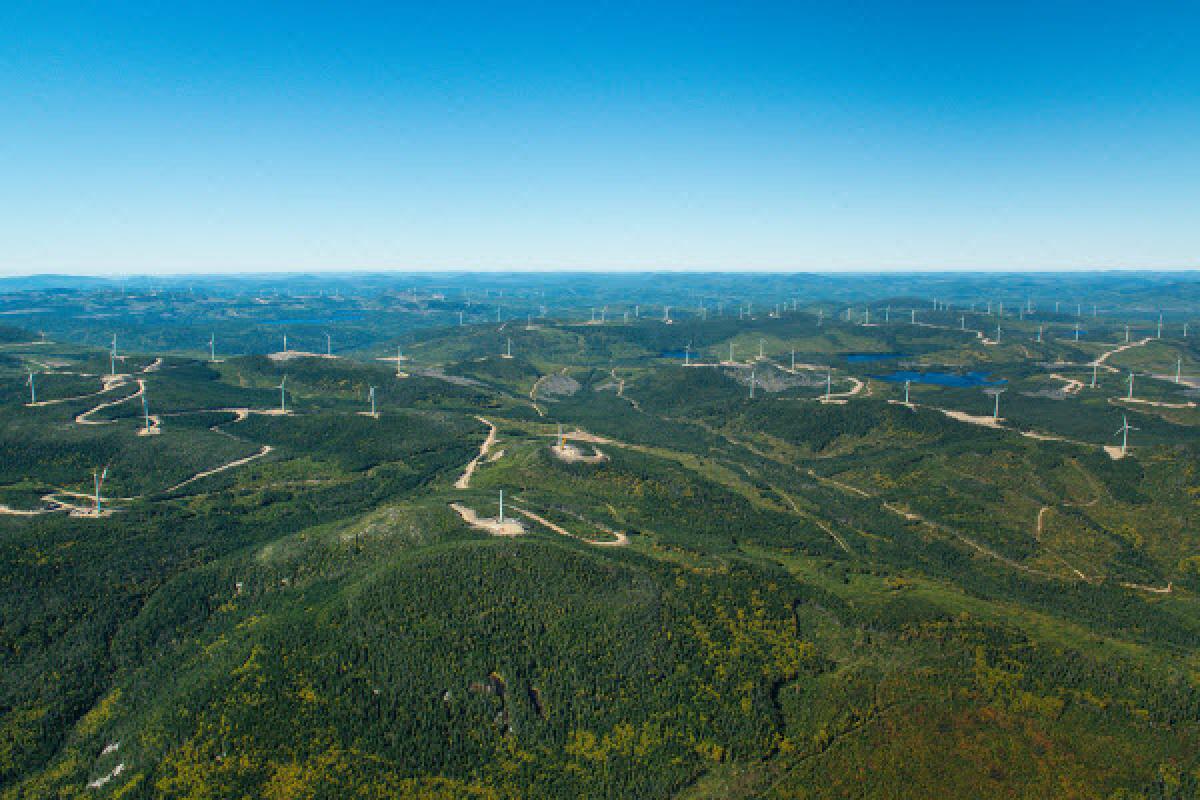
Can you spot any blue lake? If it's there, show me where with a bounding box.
[875,370,1007,388]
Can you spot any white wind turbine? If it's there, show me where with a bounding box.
[1126,371,1135,400]
[278,375,288,413]
[26,371,36,404]
[1115,414,1138,456]
[368,386,377,416]
[209,333,216,362]
[991,388,1005,421]
[93,467,108,515]
[142,386,152,431]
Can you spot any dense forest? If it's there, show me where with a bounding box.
[2,278,1200,798]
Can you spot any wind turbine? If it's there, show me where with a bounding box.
[911,309,917,324]
[995,323,1001,343]
[498,489,505,523]
[1115,415,1138,456]
[960,315,966,330]
[1091,362,1099,388]
[790,349,796,371]
[826,369,833,401]
[26,372,35,404]
[396,346,404,377]
[459,310,465,326]
[749,370,756,399]
[885,305,891,323]
[663,306,671,323]
[684,343,691,366]
[1176,357,1183,384]
[282,333,288,352]
[278,375,288,413]
[110,335,118,376]
[1127,371,1135,400]
[142,387,151,431]
[93,467,108,514]
[1157,313,1163,339]
[729,342,735,363]
[326,333,332,357]
[904,379,911,405]
[1125,325,1131,343]
[209,333,216,362]
[1074,322,1081,341]
[991,388,1005,421]
[368,386,377,416]
[1036,325,1043,343]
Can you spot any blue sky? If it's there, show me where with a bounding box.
[1,2,1197,273]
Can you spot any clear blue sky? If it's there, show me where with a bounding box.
[1,2,1197,274]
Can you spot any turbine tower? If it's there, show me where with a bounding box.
[93,467,108,514]
[1091,362,1099,389]
[26,372,35,404]
[1176,357,1183,384]
[326,333,332,357]
[498,489,505,523]
[110,335,118,376]
[278,375,288,413]
[1115,414,1138,456]
[142,388,151,431]
[991,388,1005,421]
[1127,371,1135,400]
[369,386,376,416]
[396,346,404,377]
[749,370,756,399]
[904,379,911,405]
[209,333,216,362]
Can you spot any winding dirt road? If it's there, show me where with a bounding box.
[455,417,498,489]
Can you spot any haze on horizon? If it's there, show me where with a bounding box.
[2,2,1197,275]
